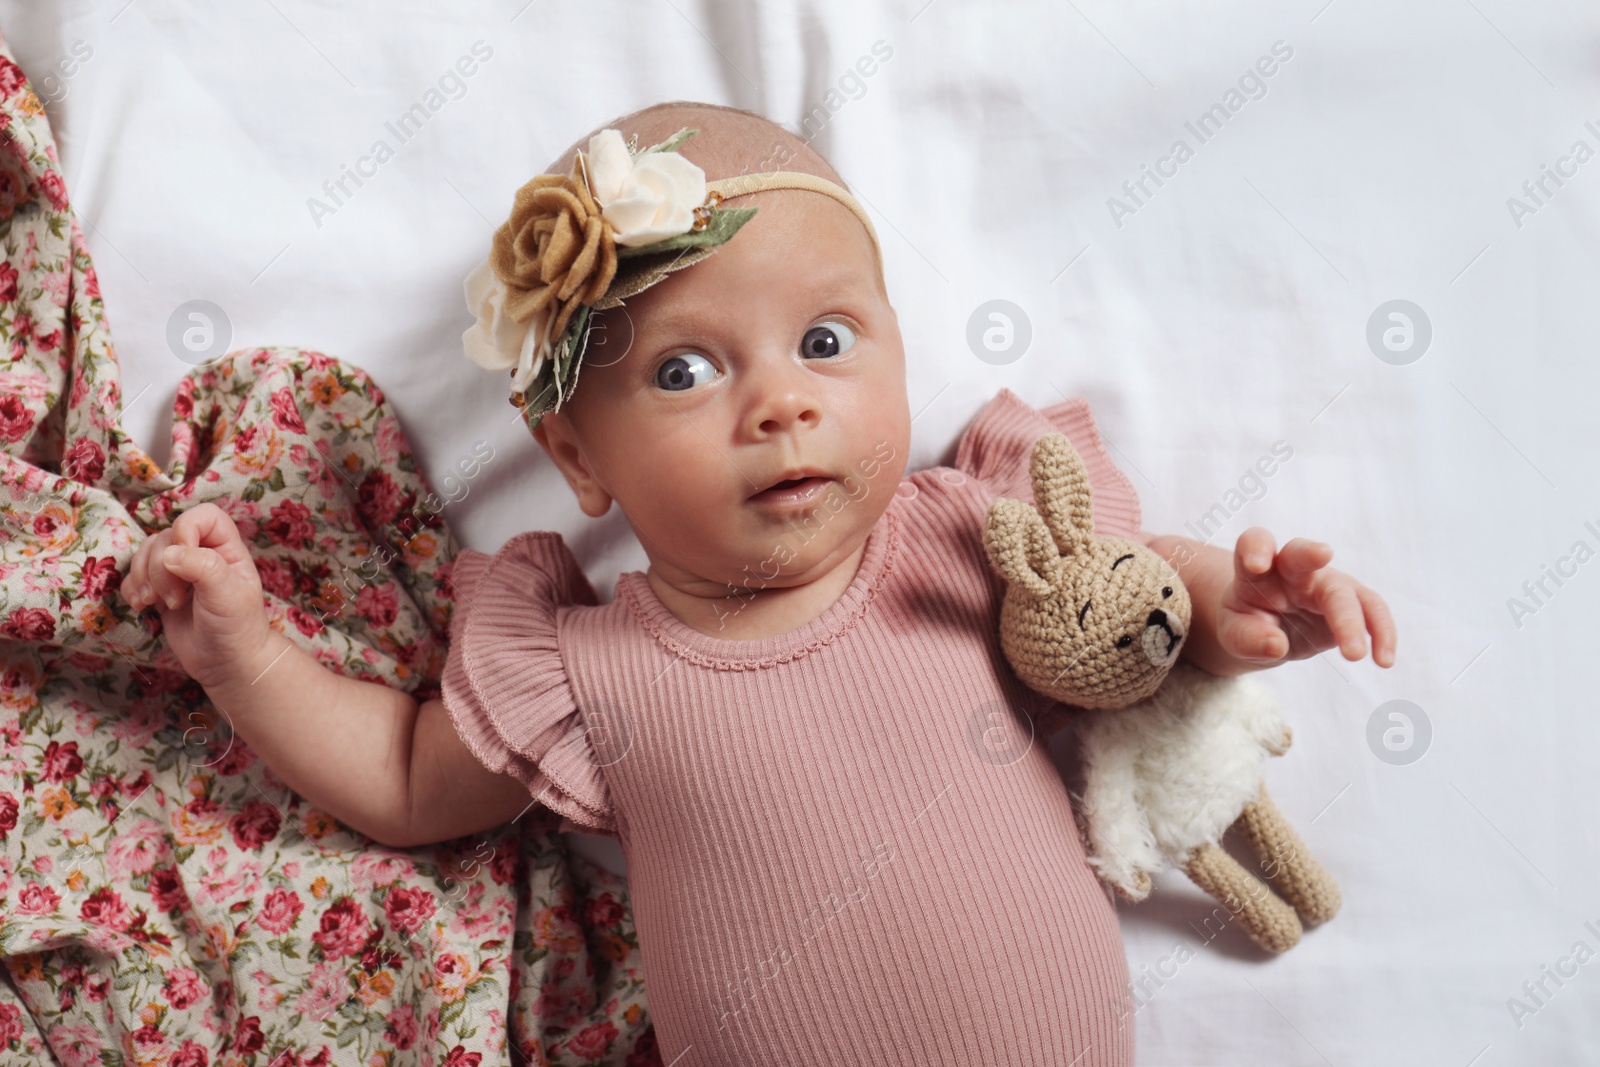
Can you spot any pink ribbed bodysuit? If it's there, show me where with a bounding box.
[443,389,1142,1066]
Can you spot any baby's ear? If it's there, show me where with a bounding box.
[1028,434,1094,557]
[534,413,613,518]
[984,498,1057,600]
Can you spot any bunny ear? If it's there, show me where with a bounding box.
[1029,434,1095,557]
[984,498,1058,600]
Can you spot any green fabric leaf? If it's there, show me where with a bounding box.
[555,304,591,403]
[594,245,715,311]
[641,127,696,156]
[614,206,757,260]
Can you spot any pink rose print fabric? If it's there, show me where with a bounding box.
[0,30,656,1067]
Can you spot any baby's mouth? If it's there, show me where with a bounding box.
[748,472,833,508]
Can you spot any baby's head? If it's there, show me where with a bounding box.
[516,102,911,598]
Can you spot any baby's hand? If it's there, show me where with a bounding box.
[1217,528,1396,668]
[124,502,276,691]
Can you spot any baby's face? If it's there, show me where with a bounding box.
[538,189,910,596]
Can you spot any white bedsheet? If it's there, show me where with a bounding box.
[2,1,1593,1062]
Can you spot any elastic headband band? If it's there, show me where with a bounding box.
[706,171,883,273]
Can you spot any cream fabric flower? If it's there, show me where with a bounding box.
[461,258,550,393]
[585,129,634,205]
[586,129,707,247]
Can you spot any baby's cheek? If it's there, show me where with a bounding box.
[633,472,727,546]
[851,415,910,492]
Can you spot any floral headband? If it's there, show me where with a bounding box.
[461,127,883,433]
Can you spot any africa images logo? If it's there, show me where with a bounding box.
[1107,40,1295,228]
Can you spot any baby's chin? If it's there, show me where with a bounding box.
[659,500,885,592]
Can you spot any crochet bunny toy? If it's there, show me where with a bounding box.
[982,433,1341,954]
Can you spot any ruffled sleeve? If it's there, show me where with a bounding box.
[953,387,1141,540]
[441,531,619,837]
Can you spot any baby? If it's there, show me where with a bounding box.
[121,101,1396,1065]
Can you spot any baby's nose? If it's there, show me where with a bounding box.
[758,402,820,435]
[746,382,822,438]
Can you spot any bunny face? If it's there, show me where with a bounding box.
[995,530,1191,708]
[984,434,1194,710]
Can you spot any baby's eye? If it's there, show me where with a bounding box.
[799,321,857,360]
[654,352,717,391]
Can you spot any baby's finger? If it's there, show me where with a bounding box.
[126,530,170,610]
[1275,538,1333,584]
[123,541,149,609]
[1218,606,1288,662]
[1234,528,1278,580]
[172,502,251,566]
[1316,579,1368,660]
[145,531,193,611]
[160,543,254,618]
[1357,584,1398,667]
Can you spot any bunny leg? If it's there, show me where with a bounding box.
[1234,782,1342,927]
[1182,840,1302,954]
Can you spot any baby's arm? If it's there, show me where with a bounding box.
[1140,527,1396,676]
[123,503,531,848]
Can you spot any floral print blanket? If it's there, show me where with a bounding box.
[0,31,656,1067]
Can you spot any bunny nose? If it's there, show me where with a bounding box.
[1146,608,1182,642]
[1141,608,1184,666]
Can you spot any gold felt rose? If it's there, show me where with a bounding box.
[490,154,618,355]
